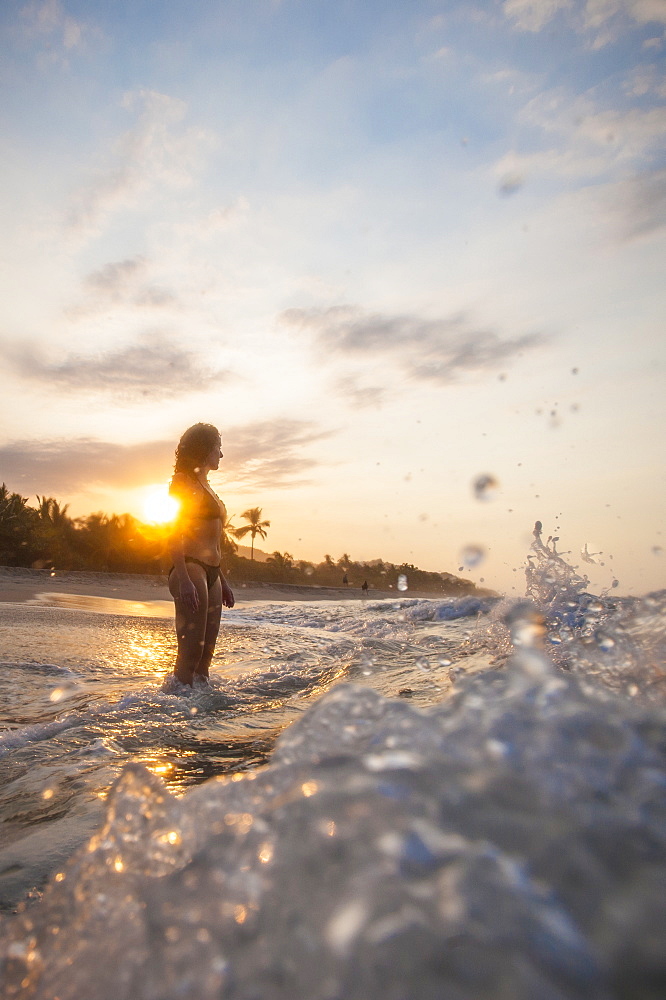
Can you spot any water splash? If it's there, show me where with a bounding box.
[518,522,665,702]
[525,521,591,610]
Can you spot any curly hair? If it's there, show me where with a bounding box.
[174,423,221,474]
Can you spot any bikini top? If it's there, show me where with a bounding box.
[169,473,226,522]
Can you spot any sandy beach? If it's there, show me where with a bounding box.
[0,566,411,609]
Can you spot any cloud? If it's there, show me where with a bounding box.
[65,89,216,240]
[281,306,544,384]
[0,420,331,498]
[84,257,147,294]
[65,257,178,317]
[503,0,573,33]
[605,167,666,240]
[623,63,666,98]
[20,0,93,65]
[225,419,333,490]
[0,439,175,494]
[334,377,386,410]
[3,334,232,400]
[503,0,666,44]
[494,95,666,184]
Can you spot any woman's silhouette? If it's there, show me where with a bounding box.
[167,423,234,685]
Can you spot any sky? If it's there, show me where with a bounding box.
[0,0,664,596]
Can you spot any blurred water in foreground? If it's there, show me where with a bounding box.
[0,530,664,999]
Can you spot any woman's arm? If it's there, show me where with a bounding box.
[219,570,235,608]
[168,475,199,610]
[168,528,200,611]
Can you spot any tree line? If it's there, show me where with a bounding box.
[0,484,477,595]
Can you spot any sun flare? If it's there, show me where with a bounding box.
[142,485,179,525]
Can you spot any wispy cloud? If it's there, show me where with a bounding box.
[19,0,95,66]
[503,0,666,46]
[65,89,216,241]
[605,167,666,241]
[65,257,178,317]
[503,0,573,34]
[623,63,666,98]
[3,334,232,401]
[0,438,175,494]
[334,376,386,410]
[84,257,146,294]
[224,419,333,490]
[494,93,666,185]
[281,306,543,384]
[0,419,331,498]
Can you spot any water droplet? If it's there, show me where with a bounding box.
[611,579,619,589]
[504,601,545,648]
[460,544,485,567]
[437,657,452,667]
[595,631,615,652]
[472,474,498,501]
[415,656,431,672]
[360,652,375,675]
[652,546,663,556]
[397,574,408,591]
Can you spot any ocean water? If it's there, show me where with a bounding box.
[0,539,664,1000]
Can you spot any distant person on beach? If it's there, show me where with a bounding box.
[167,423,235,686]
[362,580,369,595]
[343,574,349,586]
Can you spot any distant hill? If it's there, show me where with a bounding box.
[236,544,269,563]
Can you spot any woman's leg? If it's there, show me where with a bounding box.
[195,576,222,681]
[169,564,210,685]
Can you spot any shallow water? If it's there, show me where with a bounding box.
[0,593,492,911]
[0,545,664,999]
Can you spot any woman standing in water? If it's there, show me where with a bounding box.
[168,423,235,686]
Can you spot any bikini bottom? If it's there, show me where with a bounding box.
[169,557,221,591]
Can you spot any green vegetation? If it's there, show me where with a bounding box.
[0,484,478,595]
[0,484,164,574]
[232,507,271,560]
[228,550,477,596]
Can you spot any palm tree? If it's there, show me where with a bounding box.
[36,496,71,528]
[34,496,75,568]
[266,551,294,581]
[220,510,239,559]
[233,507,270,560]
[0,484,36,565]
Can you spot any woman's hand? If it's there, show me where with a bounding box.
[178,576,200,611]
[221,581,235,608]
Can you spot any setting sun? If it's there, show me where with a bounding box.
[142,485,179,525]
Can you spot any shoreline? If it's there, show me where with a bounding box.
[0,566,461,606]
